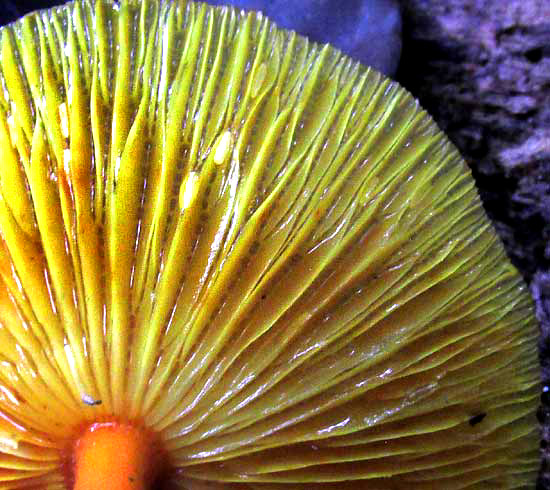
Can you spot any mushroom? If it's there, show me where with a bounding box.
[0,0,539,489]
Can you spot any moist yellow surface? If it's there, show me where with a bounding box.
[0,0,540,489]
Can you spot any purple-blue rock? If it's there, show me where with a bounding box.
[204,0,402,76]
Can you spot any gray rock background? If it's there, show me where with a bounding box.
[395,1,550,487]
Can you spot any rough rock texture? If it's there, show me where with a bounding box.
[396,0,550,487]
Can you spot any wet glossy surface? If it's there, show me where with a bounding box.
[0,1,540,489]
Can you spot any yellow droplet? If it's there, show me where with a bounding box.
[179,171,199,211]
[214,130,233,165]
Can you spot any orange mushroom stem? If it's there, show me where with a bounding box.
[73,422,158,490]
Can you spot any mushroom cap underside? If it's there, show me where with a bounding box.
[0,0,540,489]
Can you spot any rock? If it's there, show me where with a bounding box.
[204,0,402,75]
